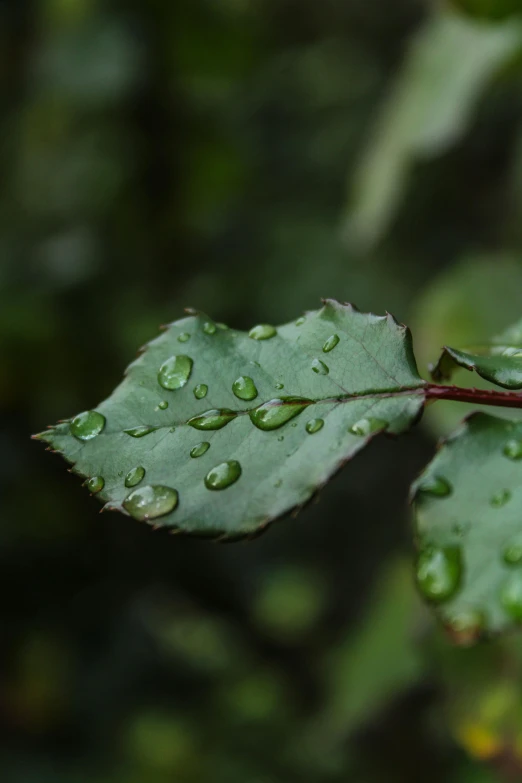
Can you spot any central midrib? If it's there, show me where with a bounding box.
[118,384,427,434]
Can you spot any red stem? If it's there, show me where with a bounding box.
[426,384,522,408]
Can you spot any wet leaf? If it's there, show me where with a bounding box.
[432,317,522,389]
[412,412,522,636]
[35,300,425,539]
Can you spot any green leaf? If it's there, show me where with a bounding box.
[344,9,522,246]
[432,317,522,389]
[412,412,522,637]
[35,300,425,539]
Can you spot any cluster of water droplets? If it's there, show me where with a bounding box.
[414,476,463,605]
[68,319,371,524]
[412,435,522,633]
[498,437,522,618]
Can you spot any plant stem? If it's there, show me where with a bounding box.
[426,384,522,408]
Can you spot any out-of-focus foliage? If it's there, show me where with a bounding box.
[5,0,522,780]
[346,7,522,247]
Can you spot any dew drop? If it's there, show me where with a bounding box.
[70,410,106,441]
[490,489,511,508]
[232,375,258,401]
[178,332,190,343]
[204,460,242,490]
[158,355,193,391]
[124,425,158,438]
[86,476,104,494]
[158,400,169,410]
[188,409,237,430]
[503,439,522,460]
[249,324,277,340]
[500,572,522,620]
[503,537,522,565]
[306,418,324,434]
[123,485,179,521]
[349,417,388,437]
[203,321,217,335]
[275,382,284,390]
[295,316,306,326]
[249,397,311,431]
[311,358,329,375]
[415,546,462,602]
[417,475,452,497]
[323,334,340,353]
[190,441,210,458]
[125,466,146,488]
[194,384,208,399]
[277,435,284,441]
[274,479,282,488]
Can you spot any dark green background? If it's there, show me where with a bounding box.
[4,0,522,780]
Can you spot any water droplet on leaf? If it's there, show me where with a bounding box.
[417,475,452,497]
[70,411,106,441]
[275,382,284,390]
[491,489,511,508]
[232,375,258,401]
[178,332,190,343]
[194,384,208,399]
[311,358,329,375]
[249,397,311,431]
[416,546,462,602]
[157,400,169,410]
[158,355,193,390]
[86,476,104,493]
[203,321,216,335]
[503,439,522,460]
[249,324,277,340]
[190,442,210,458]
[501,572,522,620]
[306,418,324,434]
[204,460,242,490]
[123,485,179,521]
[503,537,522,565]
[295,317,305,326]
[323,334,339,353]
[125,466,146,488]
[349,417,388,437]
[188,409,237,430]
[124,426,158,438]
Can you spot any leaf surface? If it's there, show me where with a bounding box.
[412,412,522,637]
[432,317,522,389]
[36,300,425,539]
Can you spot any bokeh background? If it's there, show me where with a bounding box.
[4,0,522,780]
